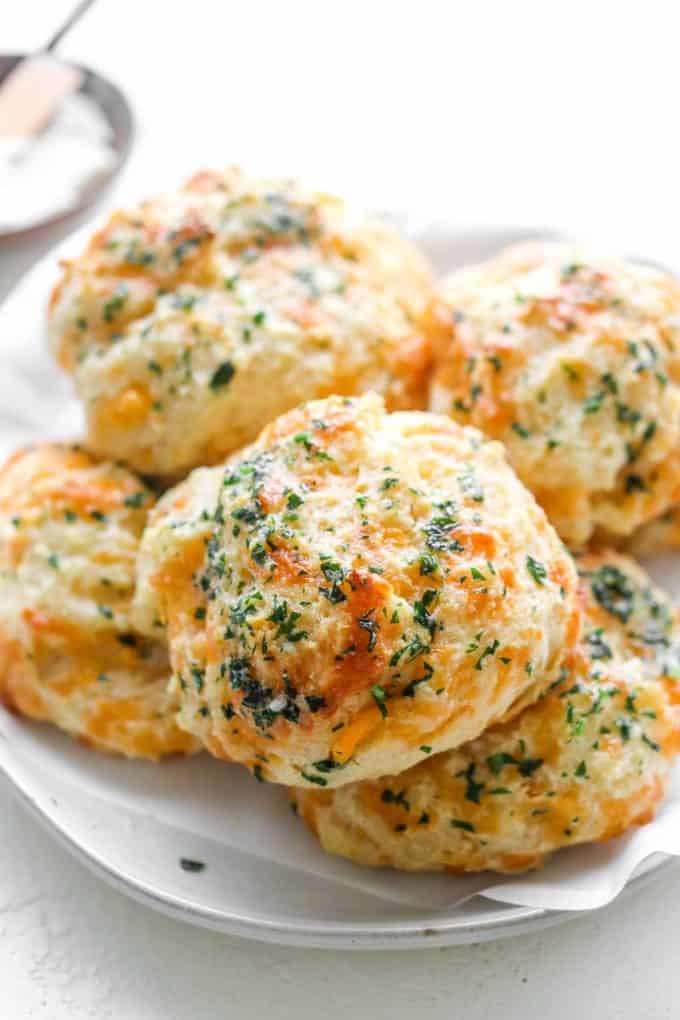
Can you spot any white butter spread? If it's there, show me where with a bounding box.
[0,89,116,233]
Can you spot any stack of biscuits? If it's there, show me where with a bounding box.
[2,167,679,874]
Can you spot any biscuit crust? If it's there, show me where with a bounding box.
[626,505,680,557]
[134,393,579,786]
[430,243,680,547]
[0,444,197,759]
[49,167,436,476]
[292,552,680,872]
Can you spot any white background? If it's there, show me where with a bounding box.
[2,1,680,1016]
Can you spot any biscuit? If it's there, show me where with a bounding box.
[430,243,680,547]
[0,444,197,759]
[49,167,436,476]
[134,393,579,786]
[292,552,680,872]
[625,506,680,557]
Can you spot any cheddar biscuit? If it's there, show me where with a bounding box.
[0,444,197,759]
[292,552,680,872]
[134,393,579,786]
[626,505,680,557]
[49,167,435,476]
[430,243,680,547]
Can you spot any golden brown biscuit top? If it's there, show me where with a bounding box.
[430,243,680,546]
[292,551,680,872]
[51,167,430,365]
[137,393,579,785]
[626,505,680,557]
[0,444,196,759]
[0,442,153,604]
[48,168,436,476]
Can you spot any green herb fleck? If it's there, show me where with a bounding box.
[371,684,388,718]
[179,858,206,873]
[526,555,547,586]
[210,361,236,390]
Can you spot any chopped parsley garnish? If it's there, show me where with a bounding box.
[451,819,475,833]
[380,477,398,492]
[616,718,632,742]
[486,751,543,777]
[210,360,236,390]
[601,372,618,394]
[319,557,347,603]
[371,683,388,717]
[402,662,434,697]
[423,506,462,552]
[418,553,439,576]
[584,628,612,661]
[458,763,485,803]
[590,565,635,623]
[413,589,438,637]
[179,858,205,873]
[476,638,499,670]
[486,752,516,776]
[457,466,484,502]
[312,758,344,774]
[625,474,647,494]
[102,288,128,323]
[172,235,205,264]
[583,390,605,414]
[268,598,308,643]
[381,788,410,810]
[124,491,146,509]
[300,771,328,787]
[358,611,379,651]
[294,432,312,450]
[526,555,547,586]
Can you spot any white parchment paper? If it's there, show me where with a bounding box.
[1,217,679,915]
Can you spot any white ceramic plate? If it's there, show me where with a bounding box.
[0,219,673,949]
[0,718,671,950]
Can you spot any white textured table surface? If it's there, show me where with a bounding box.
[2,784,680,1018]
[2,2,680,1016]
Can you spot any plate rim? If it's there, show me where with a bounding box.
[1,745,673,951]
